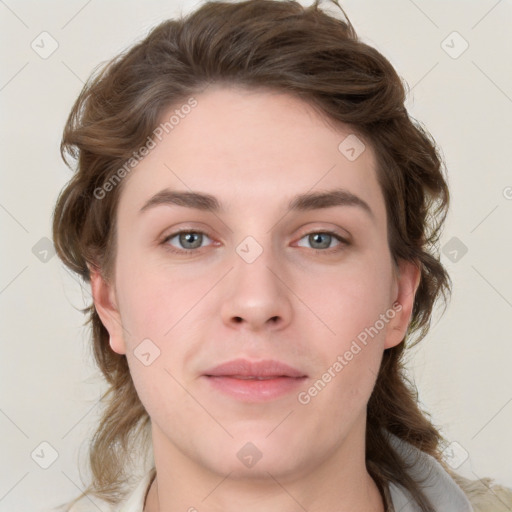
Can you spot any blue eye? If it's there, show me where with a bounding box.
[161,229,348,256]
[163,231,213,253]
[296,231,347,251]
[298,231,341,249]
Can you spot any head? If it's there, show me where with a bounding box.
[53,0,451,509]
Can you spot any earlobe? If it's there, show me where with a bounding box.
[89,266,127,355]
[384,259,421,349]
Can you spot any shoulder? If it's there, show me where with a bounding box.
[52,495,115,512]
[385,431,512,512]
[449,471,512,512]
[55,469,154,512]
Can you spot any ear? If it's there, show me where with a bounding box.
[384,259,421,349]
[89,266,127,355]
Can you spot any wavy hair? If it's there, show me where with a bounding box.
[53,1,451,510]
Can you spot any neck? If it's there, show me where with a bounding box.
[144,423,385,512]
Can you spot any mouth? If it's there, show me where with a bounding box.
[202,359,308,401]
[224,375,286,380]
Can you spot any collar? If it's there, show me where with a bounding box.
[385,431,473,511]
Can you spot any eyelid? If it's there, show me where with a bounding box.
[159,221,214,241]
[296,224,349,240]
[161,226,350,256]
[293,229,349,252]
[161,228,216,251]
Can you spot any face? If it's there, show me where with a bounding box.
[92,86,419,482]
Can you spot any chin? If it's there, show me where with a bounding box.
[200,436,310,480]
[212,456,303,482]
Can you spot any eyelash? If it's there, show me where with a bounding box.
[161,229,349,256]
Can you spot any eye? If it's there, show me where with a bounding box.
[161,229,348,256]
[162,230,213,254]
[296,231,348,252]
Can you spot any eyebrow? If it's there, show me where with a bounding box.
[139,187,374,220]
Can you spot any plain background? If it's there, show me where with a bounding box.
[1,0,511,510]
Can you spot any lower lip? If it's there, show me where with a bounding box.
[204,376,307,401]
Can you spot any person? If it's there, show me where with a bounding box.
[52,0,512,511]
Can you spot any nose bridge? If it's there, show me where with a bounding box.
[235,236,278,291]
[220,233,292,330]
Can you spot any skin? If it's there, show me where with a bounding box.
[91,85,420,512]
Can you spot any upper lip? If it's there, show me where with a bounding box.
[203,358,307,378]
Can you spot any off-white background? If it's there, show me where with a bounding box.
[1,0,511,510]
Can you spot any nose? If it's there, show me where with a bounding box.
[220,244,293,332]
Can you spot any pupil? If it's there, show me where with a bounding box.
[311,233,330,249]
[181,232,201,248]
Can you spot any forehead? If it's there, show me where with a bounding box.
[117,86,387,227]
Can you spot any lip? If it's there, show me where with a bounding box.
[202,358,307,402]
[204,358,307,378]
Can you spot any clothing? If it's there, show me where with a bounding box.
[63,433,512,512]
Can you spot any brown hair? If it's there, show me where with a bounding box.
[53,0,451,509]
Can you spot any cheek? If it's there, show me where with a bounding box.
[300,319,385,427]
[301,255,395,401]
[115,266,200,415]
[306,256,395,343]
[114,256,212,344]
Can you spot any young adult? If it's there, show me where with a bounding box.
[52,1,512,510]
